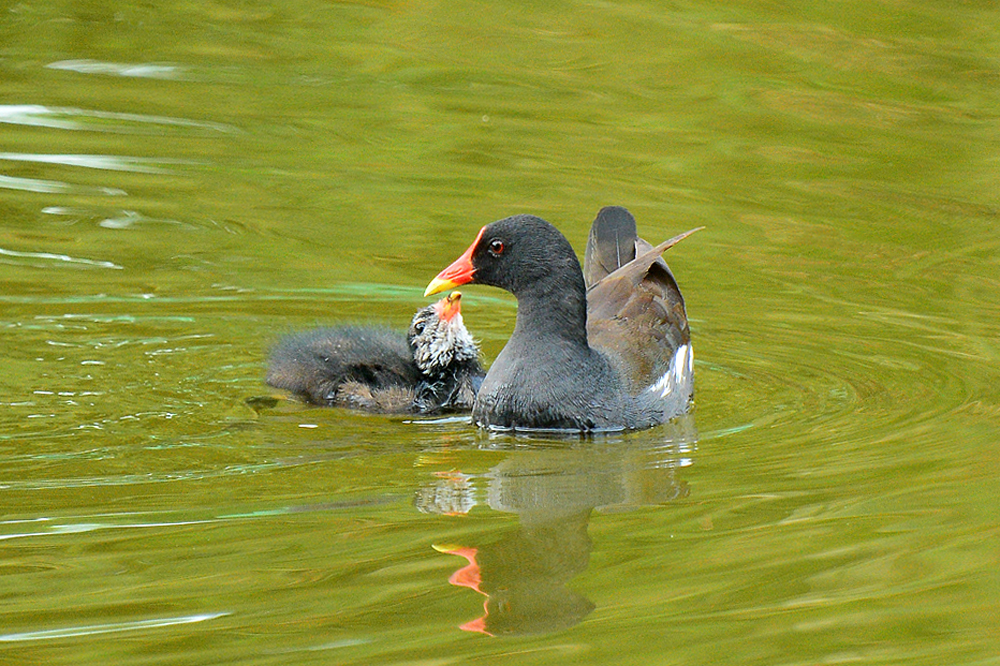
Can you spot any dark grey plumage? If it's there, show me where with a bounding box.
[266,293,484,414]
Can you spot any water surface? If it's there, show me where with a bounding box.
[2,1,999,664]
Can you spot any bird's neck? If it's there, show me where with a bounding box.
[510,272,589,348]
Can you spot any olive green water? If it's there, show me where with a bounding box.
[2,1,999,663]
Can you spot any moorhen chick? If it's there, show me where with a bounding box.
[266,292,484,414]
[425,207,699,432]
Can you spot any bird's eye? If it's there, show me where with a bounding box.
[413,321,425,334]
[488,239,504,256]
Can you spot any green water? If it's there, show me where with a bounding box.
[2,0,999,663]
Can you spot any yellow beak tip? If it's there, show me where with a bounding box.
[424,277,454,297]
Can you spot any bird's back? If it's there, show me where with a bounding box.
[266,327,420,406]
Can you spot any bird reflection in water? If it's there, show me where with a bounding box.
[416,417,696,636]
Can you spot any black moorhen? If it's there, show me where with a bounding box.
[424,207,699,432]
[266,292,484,414]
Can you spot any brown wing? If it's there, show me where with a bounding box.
[586,228,701,394]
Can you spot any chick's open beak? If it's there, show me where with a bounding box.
[433,291,463,323]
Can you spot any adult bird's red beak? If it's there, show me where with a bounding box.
[424,227,486,297]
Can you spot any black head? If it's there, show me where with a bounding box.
[465,215,583,297]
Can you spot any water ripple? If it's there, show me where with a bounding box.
[0,152,198,174]
[0,462,290,491]
[698,300,983,465]
[0,247,122,269]
[46,59,183,80]
[0,104,238,135]
[0,174,125,196]
[0,613,228,642]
